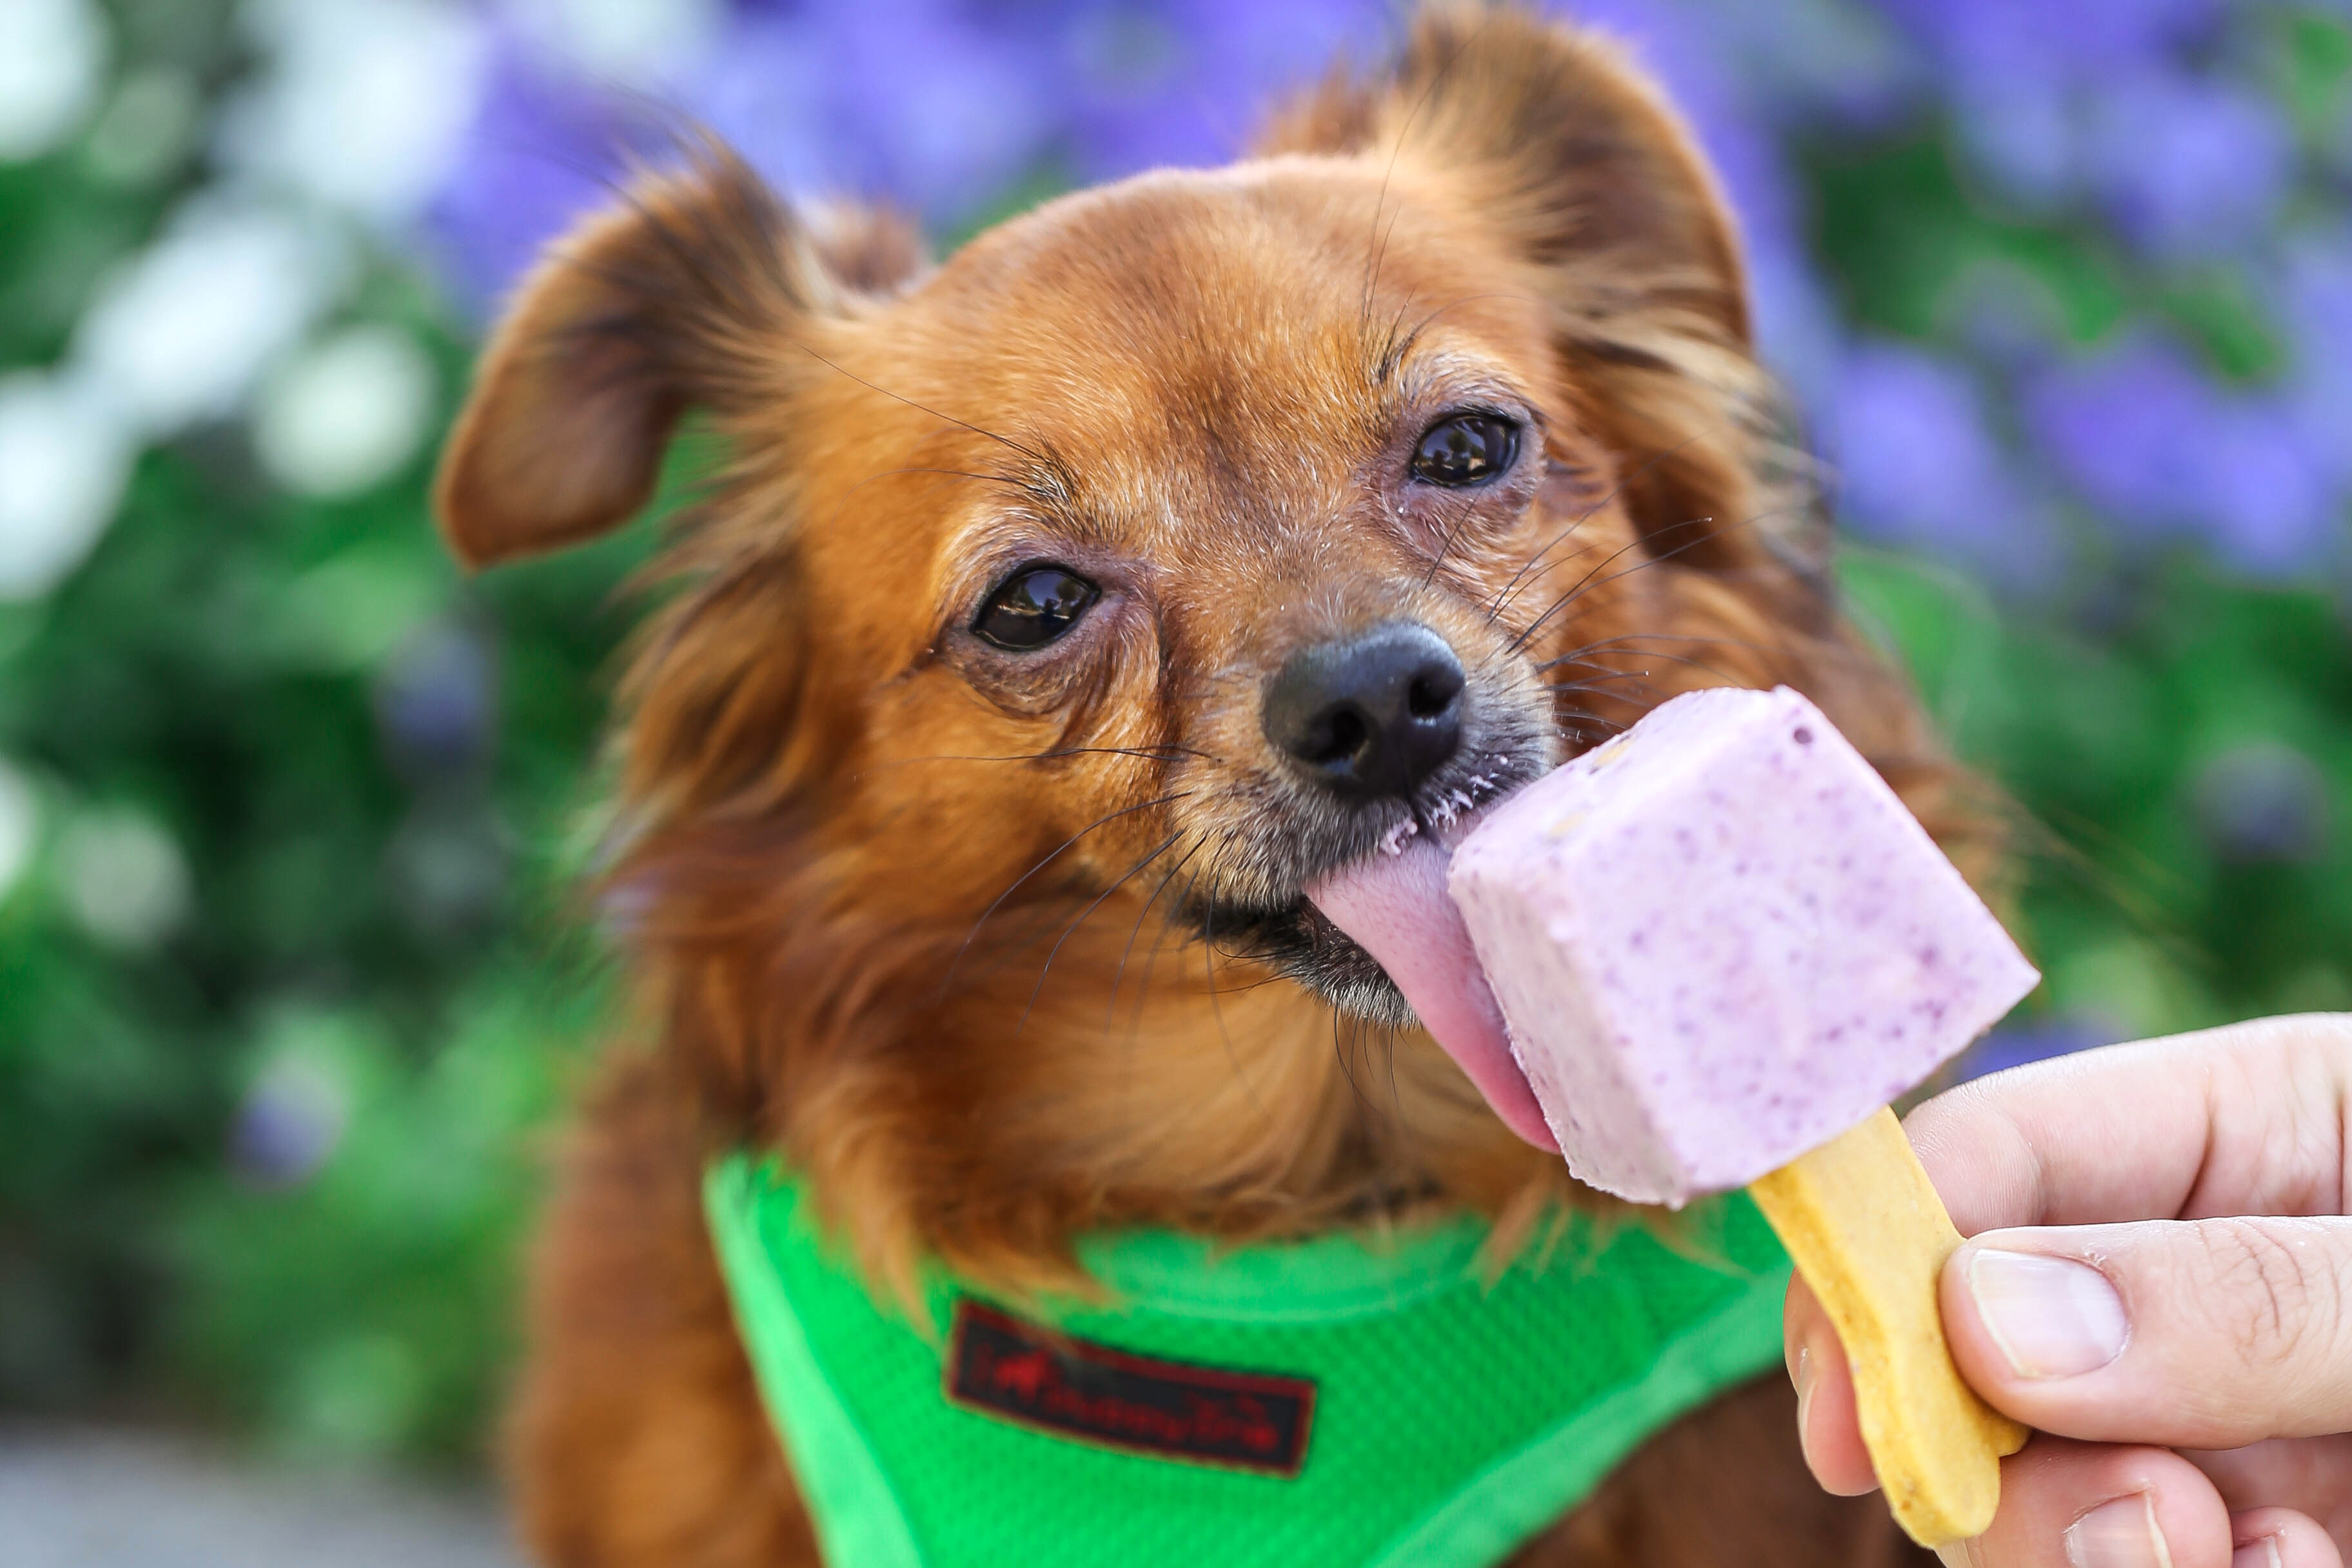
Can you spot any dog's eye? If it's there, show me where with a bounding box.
[973,565,1099,650]
[1410,413,1518,487]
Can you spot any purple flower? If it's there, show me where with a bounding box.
[231,1057,349,1190]
[1874,0,2217,90]
[1061,0,1384,181]
[2026,335,2208,524]
[700,1,1060,221]
[2195,408,2336,573]
[1874,0,2225,210]
[2195,741,2330,864]
[1959,1015,2117,1081]
[1948,75,2077,209]
[2081,70,2292,259]
[2281,233,2352,491]
[1820,339,2057,583]
[2025,332,2336,574]
[377,620,496,784]
[420,54,631,311]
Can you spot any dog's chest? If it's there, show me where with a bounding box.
[705,1159,1790,1567]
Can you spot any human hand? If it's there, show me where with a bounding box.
[1783,1014,2352,1568]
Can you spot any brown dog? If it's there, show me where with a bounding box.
[435,6,1984,1563]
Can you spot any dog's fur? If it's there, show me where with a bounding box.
[436,8,1984,1563]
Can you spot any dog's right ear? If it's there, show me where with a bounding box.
[434,149,923,569]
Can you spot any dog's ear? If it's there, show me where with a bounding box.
[434,149,925,569]
[1260,3,1743,339]
[1262,5,1814,584]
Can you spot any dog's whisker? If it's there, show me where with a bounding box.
[1481,505,1796,684]
[1535,648,1739,685]
[1504,505,1813,667]
[1106,832,1208,1040]
[1542,629,1788,663]
[1016,830,1184,1035]
[1181,832,1274,1119]
[938,790,1190,1001]
[1418,489,1484,591]
[1483,427,1716,620]
[1498,520,1703,662]
[863,743,1216,774]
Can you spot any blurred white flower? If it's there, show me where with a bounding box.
[72,198,350,438]
[59,808,191,949]
[253,324,438,497]
[0,759,37,901]
[0,0,109,162]
[0,369,136,600]
[507,0,723,87]
[220,0,489,222]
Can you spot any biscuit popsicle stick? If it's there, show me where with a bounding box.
[1748,1108,2028,1544]
[1308,685,2041,1549]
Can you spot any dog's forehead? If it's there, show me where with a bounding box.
[899,164,1541,539]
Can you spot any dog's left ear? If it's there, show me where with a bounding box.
[1262,5,1817,583]
[1264,2,1744,339]
[435,148,923,569]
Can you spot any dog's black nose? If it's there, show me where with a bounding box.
[1262,623,1466,800]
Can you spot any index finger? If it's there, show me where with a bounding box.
[1903,1014,2352,1237]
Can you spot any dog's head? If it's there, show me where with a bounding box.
[437,5,1970,1288]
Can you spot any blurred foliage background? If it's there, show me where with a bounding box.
[1,0,2347,1468]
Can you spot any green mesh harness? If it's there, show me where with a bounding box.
[705,1157,1789,1567]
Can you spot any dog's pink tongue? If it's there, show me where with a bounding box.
[1306,839,1556,1150]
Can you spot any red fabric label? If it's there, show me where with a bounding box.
[945,1298,1315,1476]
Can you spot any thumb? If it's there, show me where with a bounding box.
[1943,1216,2352,1449]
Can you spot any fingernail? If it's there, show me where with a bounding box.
[2232,1537,2282,1568]
[1969,1249,2127,1379]
[2064,1494,2171,1568]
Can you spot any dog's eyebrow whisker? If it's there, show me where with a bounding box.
[1382,290,1544,384]
[1371,283,1425,384]
[937,790,1191,1002]
[792,341,1053,471]
[1016,830,1185,1035]
[1355,8,1497,372]
[752,461,1032,584]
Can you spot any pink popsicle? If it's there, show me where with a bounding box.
[1304,684,2038,1545]
[1447,684,2037,1204]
